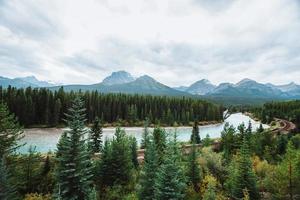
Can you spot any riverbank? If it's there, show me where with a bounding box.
[24,120,223,129]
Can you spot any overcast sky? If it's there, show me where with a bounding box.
[0,0,300,86]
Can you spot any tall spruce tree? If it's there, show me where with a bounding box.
[231,138,260,200]
[186,142,202,192]
[55,97,93,200]
[138,137,159,200]
[88,117,103,154]
[0,103,23,157]
[96,140,114,191]
[154,133,187,200]
[140,118,150,149]
[190,121,201,144]
[109,127,133,186]
[129,136,139,169]
[256,123,264,133]
[153,127,167,165]
[0,157,18,200]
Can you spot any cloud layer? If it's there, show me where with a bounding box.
[0,0,300,86]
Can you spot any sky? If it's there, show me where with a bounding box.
[0,0,300,87]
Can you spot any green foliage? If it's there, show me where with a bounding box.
[202,184,216,200]
[96,127,134,196]
[228,138,260,200]
[200,148,227,186]
[256,123,264,133]
[129,137,139,169]
[0,103,23,157]
[253,100,300,129]
[110,127,134,186]
[0,157,18,200]
[186,142,202,192]
[202,134,212,147]
[18,147,42,195]
[220,123,237,161]
[138,137,159,200]
[153,127,167,164]
[88,117,103,154]
[263,142,300,199]
[54,97,93,200]
[154,134,187,200]
[1,86,223,127]
[140,118,149,149]
[190,121,201,144]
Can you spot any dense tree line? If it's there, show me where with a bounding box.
[1,99,300,199]
[252,100,300,129]
[0,86,223,127]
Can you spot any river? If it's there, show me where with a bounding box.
[18,112,269,153]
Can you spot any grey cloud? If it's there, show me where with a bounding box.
[0,1,61,40]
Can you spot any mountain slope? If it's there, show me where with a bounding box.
[50,75,191,96]
[185,79,216,95]
[0,76,55,88]
[102,71,135,85]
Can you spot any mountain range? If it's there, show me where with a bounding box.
[0,75,56,88]
[1,71,300,103]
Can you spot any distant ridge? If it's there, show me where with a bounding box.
[1,72,300,101]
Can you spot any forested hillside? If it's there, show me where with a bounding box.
[0,86,223,127]
[252,100,300,129]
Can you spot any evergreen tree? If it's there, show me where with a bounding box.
[53,98,62,126]
[138,138,159,200]
[0,157,18,200]
[256,123,264,133]
[55,97,93,200]
[88,117,103,154]
[153,127,167,165]
[190,121,201,144]
[19,146,41,195]
[231,138,260,200]
[140,118,150,149]
[202,134,212,147]
[220,123,237,161]
[186,142,202,192]
[109,127,133,186]
[38,154,53,194]
[0,103,23,157]
[96,140,113,190]
[129,136,139,169]
[154,134,186,200]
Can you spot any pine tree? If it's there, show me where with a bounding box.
[138,138,159,200]
[0,157,18,200]
[140,118,150,149]
[190,121,201,144]
[256,123,264,133]
[19,146,41,194]
[220,123,236,161]
[0,103,23,157]
[129,136,139,169]
[96,140,114,190]
[88,117,103,154]
[55,97,93,200]
[153,127,167,165]
[154,133,187,200]
[39,154,53,194]
[186,142,202,192]
[231,138,260,200]
[53,98,62,126]
[109,127,133,186]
